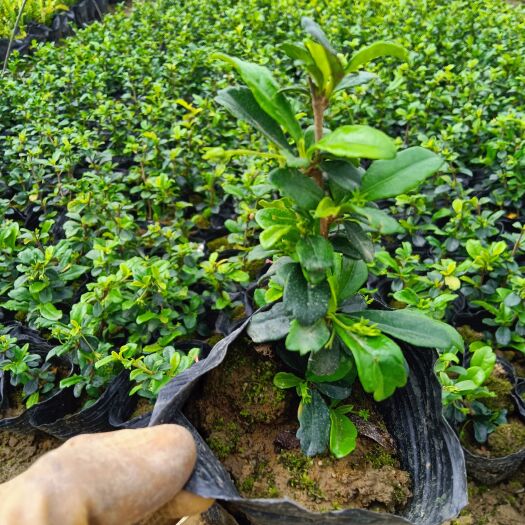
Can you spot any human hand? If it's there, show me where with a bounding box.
[0,425,213,525]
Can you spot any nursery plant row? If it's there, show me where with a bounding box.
[0,0,524,523]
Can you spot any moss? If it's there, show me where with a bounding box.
[483,374,514,413]
[207,418,241,460]
[457,325,484,344]
[487,421,525,457]
[227,345,286,424]
[279,451,325,500]
[239,476,255,493]
[364,448,397,469]
[267,485,280,498]
[392,484,408,506]
[206,334,224,347]
[206,235,230,252]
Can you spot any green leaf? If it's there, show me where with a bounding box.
[336,325,408,401]
[329,410,357,458]
[352,206,404,234]
[213,53,302,143]
[321,159,362,191]
[470,346,496,379]
[95,355,117,369]
[296,235,334,284]
[29,281,47,294]
[274,372,303,389]
[39,302,63,321]
[286,318,330,355]
[61,265,90,281]
[304,39,345,95]
[256,207,297,228]
[361,147,444,201]
[311,125,396,160]
[215,87,292,152]
[259,225,294,249]
[297,390,330,456]
[306,341,355,382]
[331,236,362,260]
[347,42,409,73]
[314,197,341,219]
[331,255,368,301]
[284,265,330,325]
[334,72,377,92]
[136,311,157,325]
[269,168,323,210]
[247,302,292,343]
[343,221,374,262]
[352,309,464,350]
[301,17,337,54]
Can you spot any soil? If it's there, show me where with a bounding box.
[444,469,525,525]
[463,364,525,458]
[186,338,412,513]
[0,430,60,483]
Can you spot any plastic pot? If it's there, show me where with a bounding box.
[146,319,468,525]
[0,324,74,433]
[461,357,525,484]
[30,370,137,440]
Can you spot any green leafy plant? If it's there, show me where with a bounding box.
[0,329,57,408]
[213,18,462,458]
[436,342,507,443]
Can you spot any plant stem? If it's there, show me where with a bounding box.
[512,226,525,257]
[2,0,29,76]
[309,79,329,237]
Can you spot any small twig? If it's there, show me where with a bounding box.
[2,0,29,76]
[176,518,189,525]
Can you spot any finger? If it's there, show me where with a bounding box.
[139,491,214,525]
[25,425,197,525]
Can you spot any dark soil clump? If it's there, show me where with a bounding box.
[186,339,412,513]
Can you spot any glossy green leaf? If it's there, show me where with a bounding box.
[321,159,362,191]
[344,221,374,262]
[331,255,368,301]
[274,372,303,389]
[335,72,377,92]
[247,302,292,342]
[269,168,323,210]
[297,390,330,456]
[329,410,357,458]
[352,206,404,234]
[306,341,355,382]
[301,17,337,54]
[361,147,444,201]
[255,207,297,228]
[353,309,464,349]
[336,325,408,401]
[331,236,362,260]
[470,346,496,379]
[215,87,292,151]
[286,318,331,355]
[213,53,302,143]
[39,302,63,321]
[304,39,345,95]
[284,265,330,325]
[296,235,334,284]
[311,125,396,160]
[260,225,294,249]
[347,41,408,73]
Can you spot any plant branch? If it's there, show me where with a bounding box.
[2,0,29,76]
[309,79,329,237]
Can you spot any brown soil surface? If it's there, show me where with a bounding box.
[0,430,60,483]
[186,339,411,513]
[445,469,525,525]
